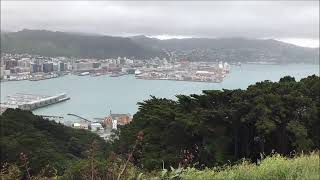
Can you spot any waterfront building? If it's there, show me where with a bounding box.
[0,66,5,79]
[66,62,73,71]
[43,62,54,73]
[53,63,59,72]
[17,59,31,67]
[31,63,42,73]
[5,59,17,70]
[12,67,30,73]
[93,62,101,69]
[59,62,66,71]
[0,69,11,80]
[75,62,94,71]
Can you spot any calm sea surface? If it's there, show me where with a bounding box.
[1,64,318,121]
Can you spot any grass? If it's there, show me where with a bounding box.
[179,152,320,180]
[2,152,319,180]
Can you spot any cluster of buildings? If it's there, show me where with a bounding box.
[0,54,70,81]
[0,53,168,81]
[1,53,231,83]
[71,56,168,77]
[69,112,132,141]
[135,61,231,83]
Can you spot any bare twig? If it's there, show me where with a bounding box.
[117,131,144,180]
[20,152,31,180]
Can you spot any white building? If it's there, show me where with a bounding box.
[90,122,103,131]
[74,62,94,71]
[112,120,117,130]
[53,63,59,71]
[1,69,11,80]
[72,122,89,130]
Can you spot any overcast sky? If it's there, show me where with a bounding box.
[1,1,319,47]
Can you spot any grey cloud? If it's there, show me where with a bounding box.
[1,1,319,40]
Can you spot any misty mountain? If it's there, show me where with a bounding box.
[131,36,319,63]
[1,29,318,63]
[1,29,162,59]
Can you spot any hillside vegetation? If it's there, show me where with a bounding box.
[117,75,320,170]
[2,29,318,63]
[176,152,320,180]
[1,151,319,180]
[0,109,108,176]
[131,35,319,63]
[1,29,161,59]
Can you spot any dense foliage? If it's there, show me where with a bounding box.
[0,109,108,176]
[117,75,320,170]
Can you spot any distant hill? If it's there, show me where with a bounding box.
[130,36,319,63]
[1,29,318,63]
[1,29,162,59]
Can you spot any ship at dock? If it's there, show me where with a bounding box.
[0,93,70,112]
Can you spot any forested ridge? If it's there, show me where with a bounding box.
[2,29,318,63]
[0,75,319,179]
[1,29,162,59]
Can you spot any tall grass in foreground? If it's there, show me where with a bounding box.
[178,152,319,180]
[1,152,319,179]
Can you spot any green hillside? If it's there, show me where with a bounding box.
[131,36,319,63]
[1,29,162,59]
[1,29,318,63]
[0,109,108,176]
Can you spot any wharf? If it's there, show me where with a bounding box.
[0,93,70,111]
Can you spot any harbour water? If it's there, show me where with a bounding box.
[0,63,318,121]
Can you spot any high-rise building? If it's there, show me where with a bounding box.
[31,63,42,73]
[42,62,54,73]
[0,66,5,79]
[59,62,65,71]
[53,63,59,71]
[5,59,17,70]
